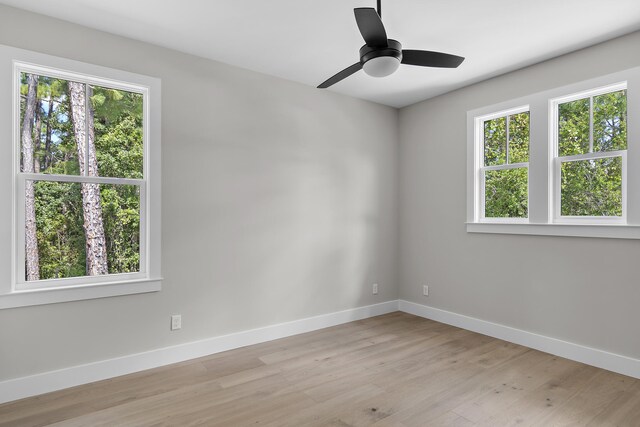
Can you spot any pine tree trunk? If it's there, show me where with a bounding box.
[68,82,109,276]
[21,74,40,281]
[44,97,53,170]
[33,99,42,173]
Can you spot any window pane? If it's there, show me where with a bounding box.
[91,85,144,179]
[508,112,530,163]
[20,73,81,175]
[484,117,506,166]
[27,181,140,282]
[594,90,627,152]
[29,181,85,280]
[19,74,144,180]
[100,184,141,274]
[560,157,622,217]
[484,168,528,218]
[558,98,590,156]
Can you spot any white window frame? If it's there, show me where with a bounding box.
[467,66,640,239]
[550,83,627,224]
[0,45,162,309]
[475,106,530,223]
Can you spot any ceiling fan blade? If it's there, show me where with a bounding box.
[317,63,363,89]
[401,50,465,68]
[354,8,388,47]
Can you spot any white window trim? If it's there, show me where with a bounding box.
[475,105,530,223]
[466,66,640,239]
[549,83,627,225]
[0,45,162,309]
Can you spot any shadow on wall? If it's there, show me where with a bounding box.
[212,141,381,320]
[163,92,389,326]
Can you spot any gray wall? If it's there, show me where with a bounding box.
[399,31,640,359]
[0,5,398,381]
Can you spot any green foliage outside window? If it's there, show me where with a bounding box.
[561,158,622,217]
[594,91,627,152]
[485,168,528,218]
[33,181,86,279]
[558,98,590,156]
[21,73,142,281]
[483,111,529,218]
[558,90,626,217]
[484,117,506,166]
[508,112,530,164]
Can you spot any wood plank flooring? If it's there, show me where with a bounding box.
[1,312,638,426]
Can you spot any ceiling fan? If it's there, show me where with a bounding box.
[318,0,464,89]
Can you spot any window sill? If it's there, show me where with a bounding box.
[0,278,162,309]
[466,222,640,239]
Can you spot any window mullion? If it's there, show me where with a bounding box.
[505,115,510,165]
[84,83,90,177]
[482,162,528,172]
[558,150,626,163]
[589,95,594,153]
[18,173,144,186]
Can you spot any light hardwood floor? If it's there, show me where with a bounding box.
[2,312,639,426]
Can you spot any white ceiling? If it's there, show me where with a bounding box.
[2,0,640,108]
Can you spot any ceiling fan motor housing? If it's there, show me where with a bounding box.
[359,39,402,62]
[360,39,402,77]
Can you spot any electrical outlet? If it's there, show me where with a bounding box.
[171,314,182,331]
[372,283,379,295]
[423,285,429,296]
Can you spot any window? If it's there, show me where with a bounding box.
[0,46,161,309]
[479,109,530,221]
[552,86,627,223]
[467,66,640,239]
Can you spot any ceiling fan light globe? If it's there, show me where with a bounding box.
[363,56,400,77]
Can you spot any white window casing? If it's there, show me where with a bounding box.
[467,66,640,239]
[0,45,162,309]
[549,83,627,225]
[474,105,530,223]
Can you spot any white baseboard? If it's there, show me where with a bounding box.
[4,299,638,405]
[0,300,398,404]
[399,300,640,380]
